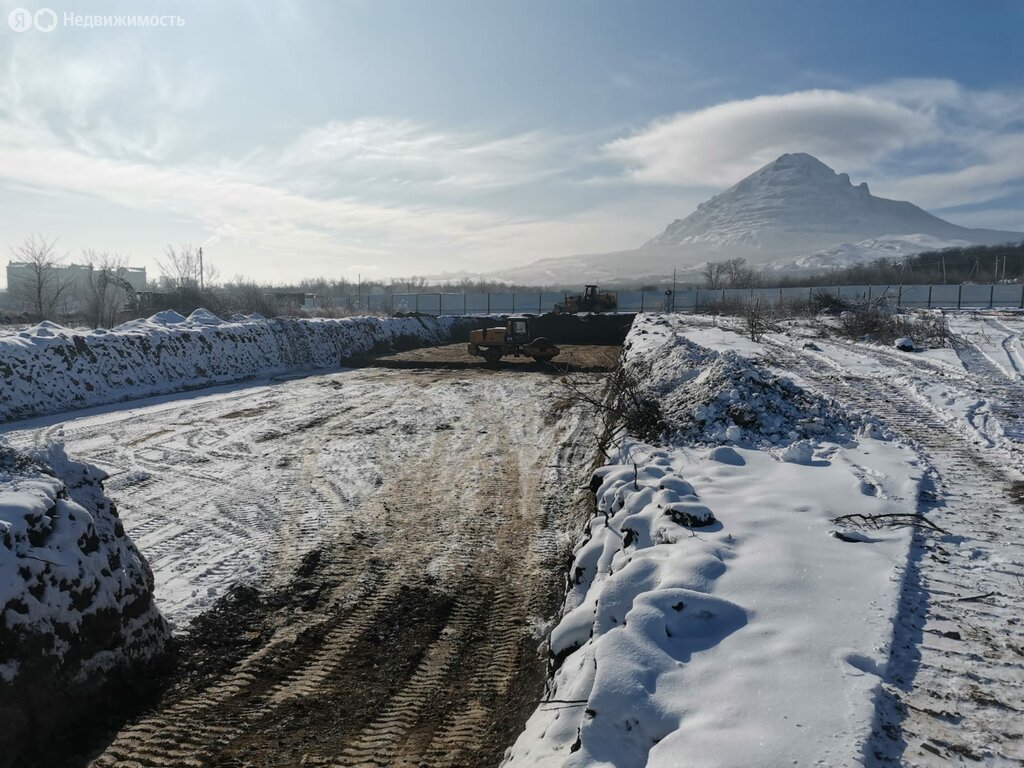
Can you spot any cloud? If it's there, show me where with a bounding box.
[275,118,576,194]
[603,80,1024,214]
[604,89,931,186]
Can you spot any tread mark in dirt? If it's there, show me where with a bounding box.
[65,367,599,768]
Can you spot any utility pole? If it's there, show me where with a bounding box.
[199,247,204,291]
[941,253,947,283]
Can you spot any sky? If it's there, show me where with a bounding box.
[0,0,1022,286]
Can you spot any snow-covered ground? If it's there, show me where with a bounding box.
[2,364,584,631]
[508,315,926,767]
[3,308,1021,765]
[509,311,1024,766]
[947,312,1024,382]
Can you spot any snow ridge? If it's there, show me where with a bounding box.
[0,312,470,422]
[506,314,922,767]
[0,443,169,684]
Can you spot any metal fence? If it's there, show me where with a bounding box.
[379,283,1024,315]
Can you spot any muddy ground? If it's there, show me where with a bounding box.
[8,348,611,768]
[350,342,621,372]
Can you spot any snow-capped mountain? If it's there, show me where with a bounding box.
[494,153,1022,285]
[643,152,1011,250]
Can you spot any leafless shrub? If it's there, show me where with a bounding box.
[832,303,953,347]
[909,311,953,348]
[744,298,777,342]
[223,281,279,318]
[559,357,665,445]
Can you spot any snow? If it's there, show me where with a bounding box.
[625,315,866,447]
[894,337,915,351]
[0,443,169,684]
[507,314,923,767]
[947,311,1024,381]
[776,234,973,273]
[0,311,472,422]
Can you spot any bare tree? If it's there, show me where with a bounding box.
[157,244,218,313]
[703,260,727,289]
[81,250,134,328]
[9,235,68,320]
[723,257,760,288]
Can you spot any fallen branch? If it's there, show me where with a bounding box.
[831,512,949,535]
[939,591,996,603]
[541,698,589,705]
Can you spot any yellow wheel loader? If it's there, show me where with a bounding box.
[553,284,617,314]
[467,316,560,365]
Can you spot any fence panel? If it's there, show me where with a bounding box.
[836,285,871,302]
[672,289,698,312]
[898,285,930,308]
[960,284,992,308]
[365,294,392,314]
[486,292,514,314]
[463,292,487,314]
[993,284,1024,308]
[509,292,542,314]
[778,286,808,302]
[927,285,958,307]
[381,283,1021,315]
[390,293,418,313]
[614,290,645,312]
[438,293,464,314]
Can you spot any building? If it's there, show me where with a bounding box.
[5,261,148,317]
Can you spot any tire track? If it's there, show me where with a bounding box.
[765,339,1024,765]
[55,363,601,768]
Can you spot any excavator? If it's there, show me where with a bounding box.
[467,315,559,366]
[553,285,617,314]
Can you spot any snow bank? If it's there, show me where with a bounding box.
[507,314,922,767]
[625,314,864,446]
[0,312,469,422]
[1,444,169,750]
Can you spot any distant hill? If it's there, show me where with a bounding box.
[495,153,1023,285]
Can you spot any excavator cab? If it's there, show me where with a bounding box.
[507,316,530,344]
[582,285,598,302]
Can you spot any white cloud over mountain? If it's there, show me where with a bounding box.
[604,89,930,186]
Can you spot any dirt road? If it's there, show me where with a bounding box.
[4,348,612,767]
[763,337,1024,765]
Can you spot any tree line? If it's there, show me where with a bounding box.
[703,242,1024,289]
[7,234,1022,328]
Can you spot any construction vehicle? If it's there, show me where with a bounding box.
[553,284,617,314]
[467,315,560,365]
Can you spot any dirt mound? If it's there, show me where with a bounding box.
[0,445,170,767]
[626,317,861,446]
